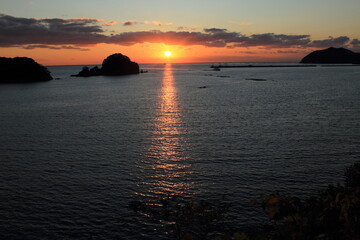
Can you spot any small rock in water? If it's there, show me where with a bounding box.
[245,78,267,81]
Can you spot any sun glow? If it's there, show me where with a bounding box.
[164,51,172,57]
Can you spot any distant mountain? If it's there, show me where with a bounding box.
[0,57,53,83]
[300,47,360,64]
[73,53,139,77]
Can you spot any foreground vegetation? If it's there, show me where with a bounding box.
[252,162,360,240]
[130,162,360,240]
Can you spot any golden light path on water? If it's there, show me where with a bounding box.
[137,64,194,199]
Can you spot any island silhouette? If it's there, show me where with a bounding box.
[0,57,53,83]
[2,48,358,84]
[73,53,140,77]
[300,47,360,64]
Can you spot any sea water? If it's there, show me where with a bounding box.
[0,63,359,239]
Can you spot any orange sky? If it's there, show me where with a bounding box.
[1,43,309,66]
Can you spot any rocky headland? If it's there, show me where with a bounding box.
[0,57,53,83]
[300,47,360,64]
[73,53,140,77]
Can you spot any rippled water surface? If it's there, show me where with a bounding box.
[1,63,360,239]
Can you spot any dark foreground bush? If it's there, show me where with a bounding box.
[257,161,360,240]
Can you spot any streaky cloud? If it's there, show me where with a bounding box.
[22,44,89,51]
[204,28,228,33]
[122,20,173,27]
[277,50,305,54]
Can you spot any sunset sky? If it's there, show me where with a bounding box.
[1,0,360,65]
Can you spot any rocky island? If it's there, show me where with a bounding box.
[73,53,140,77]
[0,57,53,83]
[300,47,360,64]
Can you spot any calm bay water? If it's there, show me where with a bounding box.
[0,63,359,239]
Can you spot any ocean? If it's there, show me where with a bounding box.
[0,63,359,239]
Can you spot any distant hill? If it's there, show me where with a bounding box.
[0,57,53,83]
[73,53,139,77]
[300,47,360,64]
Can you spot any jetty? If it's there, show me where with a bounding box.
[210,64,316,69]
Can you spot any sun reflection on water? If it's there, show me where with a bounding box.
[136,64,194,198]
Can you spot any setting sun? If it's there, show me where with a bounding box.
[164,51,172,57]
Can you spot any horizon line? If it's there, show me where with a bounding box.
[46,60,300,67]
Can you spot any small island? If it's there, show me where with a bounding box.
[73,53,140,77]
[0,57,53,83]
[300,47,360,64]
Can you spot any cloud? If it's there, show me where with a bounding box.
[351,39,360,46]
[123,20,138,26]
[204,28,227,33]
[309,36,350,48]
[102,21,117,26]
[21,44,89,51]
[235,50,257,54]
[66,18,103,24]
[229,33,311,48]
[177,26,199,31]
[109,30,242,47]
[0,13,107,46]
[122,20,173,27]
[0,13,358,51]
[277,50,305,54]
[349,39,360,52]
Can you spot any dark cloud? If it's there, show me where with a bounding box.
[22,44,89,51]
[230,33,311,48]
[309,36,350,48]
[0,13,106,46]
[204,28,227,33]
[177,26,199,31]
[351,39,360,45]
[123,21,137,26]
[348,39,360,52]
[0,13,359,51]
[122,20,173,27]
[41,18,102,24]
[109,30,241,47]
